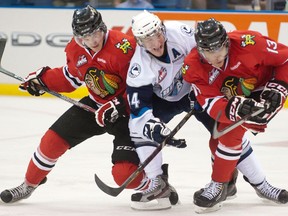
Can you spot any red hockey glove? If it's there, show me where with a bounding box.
[19,67,49,96]
[225,96,267,133]
[260,80,288,121]
[95,96,127,127]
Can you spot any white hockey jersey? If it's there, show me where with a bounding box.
[126,21,196,141]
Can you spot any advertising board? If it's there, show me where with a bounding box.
[0,8,287,105]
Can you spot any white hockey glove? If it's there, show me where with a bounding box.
[143,118,187,148]
[19,67,49,96]
[260,80,288,121]
[95,96,127,127]
[225,96,267,133]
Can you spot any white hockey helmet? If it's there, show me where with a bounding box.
[131,10,165,45]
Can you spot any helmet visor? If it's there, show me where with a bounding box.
[74,29,104,47]
[200,43,228,68]
[137,27,166,50]
[199,37,229,52]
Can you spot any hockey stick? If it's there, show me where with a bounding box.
[94,109,195,197]
[0,38,96,113]
[212,108,265,139]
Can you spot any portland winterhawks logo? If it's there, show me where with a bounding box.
[85,67,122,98]
[220,76,257,99]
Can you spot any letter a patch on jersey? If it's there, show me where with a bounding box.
[172,48,181,59]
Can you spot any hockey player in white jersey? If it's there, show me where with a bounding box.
[126,11,288,212]
[126,10,225,210]
[126,11,196,210]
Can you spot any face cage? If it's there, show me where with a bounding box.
[135,25,166,47]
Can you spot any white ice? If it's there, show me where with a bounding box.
[0,96,287,216]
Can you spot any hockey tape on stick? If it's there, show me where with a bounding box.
[212,108,265,139]
[94,109,195,197]
[0,38,96,113]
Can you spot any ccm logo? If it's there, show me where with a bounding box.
[229,97,241,121]
[267,82,288,96]
[116,146,135,151]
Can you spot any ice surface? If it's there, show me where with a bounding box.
[0,96,287,216]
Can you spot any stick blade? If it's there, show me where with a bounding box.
[212,111,222,139]
[94,173,125,197]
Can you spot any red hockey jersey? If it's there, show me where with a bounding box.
[182,30,288,124]
[40,30,136,105]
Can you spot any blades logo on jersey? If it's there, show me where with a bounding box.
[241,34,256,47]
[115,38,133,54]
[85,67,122,98]
[161,69,184,98]
[220,76,257,99]
[158,67,167,83]
[76,55,88,67]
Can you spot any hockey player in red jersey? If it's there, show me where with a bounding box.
[0,5,173,204]
[182,18,288,213]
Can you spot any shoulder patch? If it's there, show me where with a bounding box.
[181,64,189,75]
[240,34,256,47]
[115,38,133,54]
[180,25,194,37]
[129,63,141,78]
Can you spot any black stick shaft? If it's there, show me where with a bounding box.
[94,110,194,197]
[0,38,96,113]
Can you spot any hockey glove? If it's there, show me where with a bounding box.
[95,96,127,127]
[19,67,49,96]
[225,96,267,133]
[143,118,187,148]
[188,91,203,112]
[260,80,288,121]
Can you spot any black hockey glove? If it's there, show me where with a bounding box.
[225,96,267,133]
[260,80,288,121]
[19,67,49,96]
[95,96,127,127]
[143,118,187,148]
[188,91,203,112]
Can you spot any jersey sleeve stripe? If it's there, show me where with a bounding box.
[63,66,83,88]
